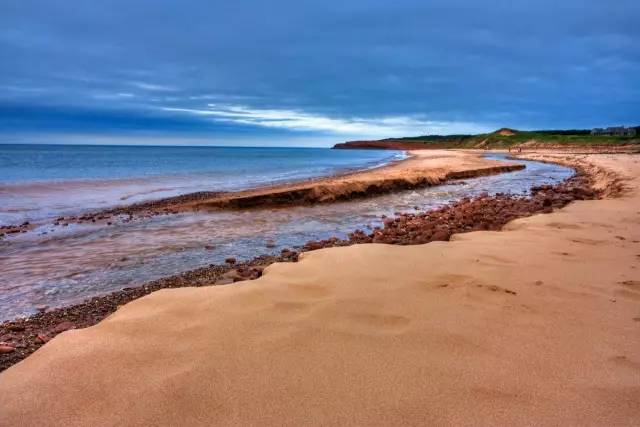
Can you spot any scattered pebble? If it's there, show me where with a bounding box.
[0,345,15,354]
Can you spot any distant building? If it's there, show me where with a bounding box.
[591,126,636,137]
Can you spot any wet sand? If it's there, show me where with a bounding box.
[1,152,639,425]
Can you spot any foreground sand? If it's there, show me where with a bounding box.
[1,153,639,426]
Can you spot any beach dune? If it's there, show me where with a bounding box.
[1,153,639,426]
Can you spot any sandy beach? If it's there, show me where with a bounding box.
[1,151,639,426]
[3,0,637,424]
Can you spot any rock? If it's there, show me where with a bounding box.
[225,257,236,265]
[204,245,215,250]
[280,249,297,259]
[304,241,324,250]
[53,321,75,334]
[36,305,48,313]
[35,334,49,344]
[431,230,450,241]
[7,324,25,332]
[250,266,264,278]
[265,239,276,248]
[0,344,15,354]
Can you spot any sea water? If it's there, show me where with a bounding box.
[0,144,404,225]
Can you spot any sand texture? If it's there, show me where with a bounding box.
[1,153,639,426]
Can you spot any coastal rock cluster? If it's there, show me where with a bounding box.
[0,169,596,372]
[303,171,595,249]
[0,221,31,238]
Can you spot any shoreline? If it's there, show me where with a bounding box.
[3,150,524,231]
[0,153,595,372]
[0,150,407,233]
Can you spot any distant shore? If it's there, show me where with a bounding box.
[333,127,640,151]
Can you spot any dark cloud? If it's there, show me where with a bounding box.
[1,0,638,143]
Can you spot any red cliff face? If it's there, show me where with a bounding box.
[333,140,441,150]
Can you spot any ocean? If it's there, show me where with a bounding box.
[0,144,404,225]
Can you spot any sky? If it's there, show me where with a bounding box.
[1,0,638,146]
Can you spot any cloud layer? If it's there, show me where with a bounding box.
[1,0,638,145]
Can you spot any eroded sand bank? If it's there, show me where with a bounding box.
[1,153,639,426]
[92,150,524,217]
[196,150,524,208]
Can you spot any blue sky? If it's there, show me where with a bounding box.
[1,0,638,146]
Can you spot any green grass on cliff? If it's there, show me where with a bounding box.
[383,128,640,148]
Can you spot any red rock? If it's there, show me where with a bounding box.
[0,344,15,354]
[7,324,25,332]
[304,241,324,250]
[431,230,450,241]
[35,334,49,344]
[53,321,75,334]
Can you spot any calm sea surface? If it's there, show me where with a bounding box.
[0,146,573,320]
[0,144,404,225]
